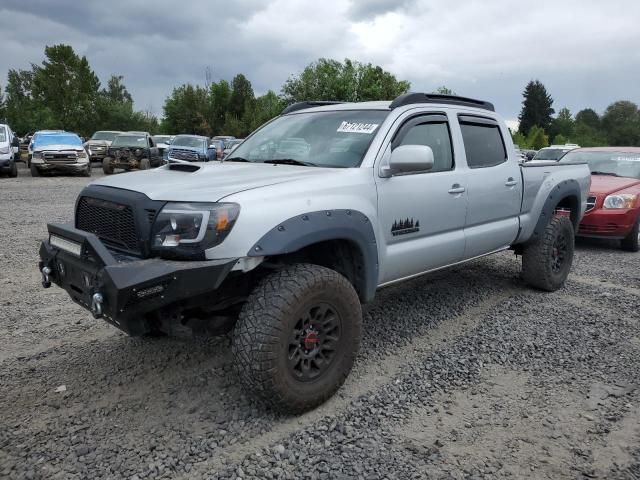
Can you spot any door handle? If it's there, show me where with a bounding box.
[505,177,518,187]
[448,184,466,194]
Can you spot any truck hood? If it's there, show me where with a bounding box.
[34,144,84,152]
[92,162,337,202]
[86,140,112,146]
[168,145,203,153]
[590,175,640,195]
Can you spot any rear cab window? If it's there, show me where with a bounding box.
[458,115,507,168]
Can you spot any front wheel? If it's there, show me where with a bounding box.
[621,219,639,252]
[8,162,18,178]
[139,158,150,170]
[522,215,575,291]
[232,264,362,413]
[30,164,40,177]
[102,157,114,175]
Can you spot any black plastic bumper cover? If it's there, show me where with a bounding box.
[39,223,237,335]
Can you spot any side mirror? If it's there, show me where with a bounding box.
[381,145,434,177]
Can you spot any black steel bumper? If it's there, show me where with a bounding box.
[39,223,237,335]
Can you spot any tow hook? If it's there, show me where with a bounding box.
[91,293,104,319]
[41,266,52,288]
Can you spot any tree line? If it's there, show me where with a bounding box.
[513,80,640,149]
[1,44,639,147]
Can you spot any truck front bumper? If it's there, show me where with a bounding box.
[32,161,90,174]
[39,223,237,335]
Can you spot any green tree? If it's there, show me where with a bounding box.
[209,80,232,134]
[511,131,529,149]
[432,86,456,95]
[162,84,210,135]
[548,107,574,142]
[282,58,410,103]
[573,108,606,146]
[601,101,640,146]
[575,108,600,130]
[517,80,555,136]
[5,68,56,134]
[526,125,549,150]
[31,44,101,136]
[228,74,255,120]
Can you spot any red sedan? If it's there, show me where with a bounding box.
[560,147,640,251]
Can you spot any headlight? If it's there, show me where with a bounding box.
[33,152,43,159]
[78,150,88,158]
[151,202,240,258]
[0,146,9,154]
[603,194,637,209]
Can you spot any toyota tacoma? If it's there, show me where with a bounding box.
[39,93,591,412]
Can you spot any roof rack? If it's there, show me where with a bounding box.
[281,101,346,115]
[389,93,495,112]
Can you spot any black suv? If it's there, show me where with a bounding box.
[103,132,161,174]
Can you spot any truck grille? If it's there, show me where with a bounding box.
[585,196,597,212]
[43,151,78,163]
[169,148,199,161]
[76,197,139,252]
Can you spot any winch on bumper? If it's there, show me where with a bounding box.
[39,223,237,335]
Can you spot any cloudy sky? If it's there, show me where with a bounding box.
[1,0,639,127]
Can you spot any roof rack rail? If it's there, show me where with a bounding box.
[281,101,346,115]
[389,93,495,112]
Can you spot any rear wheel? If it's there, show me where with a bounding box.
[8,162,18,178]
[232,264,362,413]
[102,157,114,174]
[522,215,575,291]
[30,164,40,177]
[139,158,150,170]
[621,219,639,252]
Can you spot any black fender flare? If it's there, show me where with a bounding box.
[528,179,581,244]
[247,209,378,302]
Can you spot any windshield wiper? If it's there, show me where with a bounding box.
[591,171,619,177]
[263,158,317,167]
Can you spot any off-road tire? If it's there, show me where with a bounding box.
[232,263,362,413]
[621,219,639,252]
[102,157,114,175]
[30,164,40,177]
[8,162,18,178]
[139,158,151,170]
[522,215,575,291]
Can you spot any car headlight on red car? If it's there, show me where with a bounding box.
[151,202,240,259]
[603,194,637,209]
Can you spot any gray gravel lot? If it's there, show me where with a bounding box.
[1,163,639,479]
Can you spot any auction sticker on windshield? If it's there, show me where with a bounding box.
[337,121,379,134]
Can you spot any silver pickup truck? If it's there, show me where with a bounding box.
[39,93,591,412]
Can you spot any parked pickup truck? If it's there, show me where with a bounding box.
[38,93,591,412]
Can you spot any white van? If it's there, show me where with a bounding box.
[0,123,19,177]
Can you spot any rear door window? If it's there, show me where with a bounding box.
[459,116,507,168]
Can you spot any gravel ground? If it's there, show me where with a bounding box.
[1,163,639,480]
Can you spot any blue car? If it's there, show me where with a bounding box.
[166,135,217,163]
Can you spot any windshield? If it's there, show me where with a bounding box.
[33,134,82,148]
[171,136,205,149]
[112,135,147,148]
[0,127,6,143]
[532,148,571,161]
[227,110,388,168]
[91,131,119,142]
[154,135,172,144]
[561,150,640,179]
